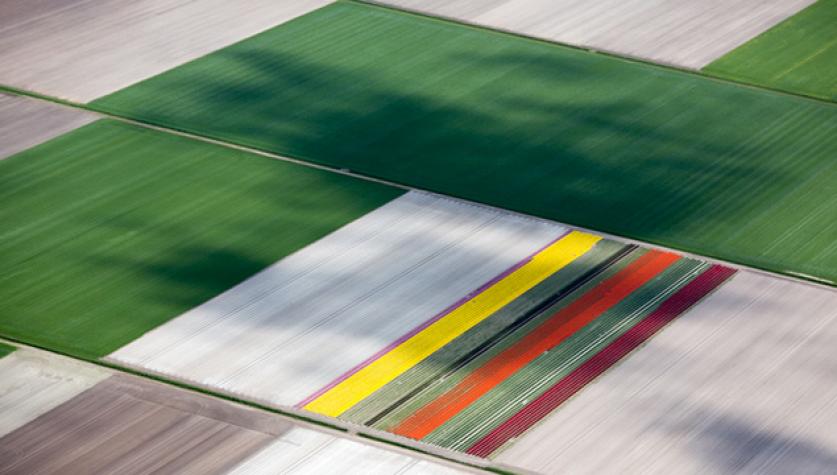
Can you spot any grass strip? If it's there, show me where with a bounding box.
[0,342,15,358]
[704,0,837,102]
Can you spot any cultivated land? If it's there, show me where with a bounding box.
[0,1,835,472]
[1,375,287,474]
[109,191,563,408]
[0,0,333,102]
[0,119,401,358]
[109,188,736,470]
[0,348,110,437]
[0,94,97,160]
[93,1,837,286]
[378,0,815,69]
[0,348,469,474]
[705,0,837,101]
[229,427,467,474]
[496,273,837,474]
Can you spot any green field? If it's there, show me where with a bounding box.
[0,342,15,358]
[0,120,401,358]
[705,0,837,101]
[91,2,837,286]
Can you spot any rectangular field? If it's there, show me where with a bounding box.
[109,191,566,408]
[0,0,333,101]
[378,0,815,69]
[705,0,837,101]
[0,119,401,358]
[93,1,837,286]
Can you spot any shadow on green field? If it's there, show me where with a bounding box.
[93,2,837,285]
[0,121,400,357]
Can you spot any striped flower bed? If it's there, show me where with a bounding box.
[305,236,735,457]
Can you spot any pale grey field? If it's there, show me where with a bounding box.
[378,0,816,69]
[0,349,108,437]
[496,272,837,474]
[109,191,564,408]
[0,347,473,474]
[0,0,332,102]
[230,427,466,475]
[0,94,97,160]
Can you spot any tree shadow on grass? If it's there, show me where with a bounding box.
[96,25,802,256]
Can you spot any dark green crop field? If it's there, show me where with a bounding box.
[0,120,401,358]
[92,1,837,286]
[0,342,15,359]
[705,0,837,101]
